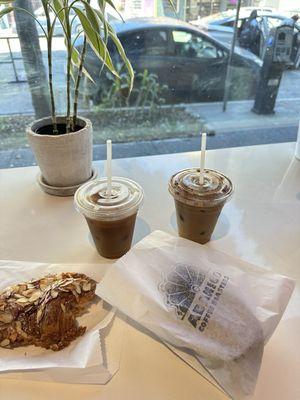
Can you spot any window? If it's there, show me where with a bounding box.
[222,21,234,27]
[120,31,145,56]
[120,29,168,57]
[0,0,298,167]
[265,17,285,30]
[145,30,168,56]
[172,30,219,59]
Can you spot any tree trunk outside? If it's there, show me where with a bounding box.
[14,0,51,119]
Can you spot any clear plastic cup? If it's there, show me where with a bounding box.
[74,177,144,258]
[169,168,234,244]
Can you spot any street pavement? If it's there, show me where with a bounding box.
[186,68,300,134]
[186,97,300,134]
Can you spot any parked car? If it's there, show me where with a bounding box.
[78,17,262,104]
[190,8,300,66]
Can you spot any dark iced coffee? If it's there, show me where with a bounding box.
[169,168,233,244]
[85,213,137,259]
[74,177,143,258]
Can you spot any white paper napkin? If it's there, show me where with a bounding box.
[0,260,124,384]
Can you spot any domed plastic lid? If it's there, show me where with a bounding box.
[74,177,144,220]
[168,168,233,207]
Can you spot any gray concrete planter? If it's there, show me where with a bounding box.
[26,116,93,191]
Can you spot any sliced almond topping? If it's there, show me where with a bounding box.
[29,291,42,303]
[26,283,35,289]
[15,321,28,338]
[60,303,66,313]
[36,308,43,324]
[9,331,18,342]
[82,282,91,292]
[74,284,82,294]
[51,290,58,299]
[16,297,29,304]
[0,312,13,323]
[22,289,35,297]
[0,338,10,347]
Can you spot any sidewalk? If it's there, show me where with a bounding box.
[186,98,300,134]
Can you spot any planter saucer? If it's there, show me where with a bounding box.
[37,167,98,197]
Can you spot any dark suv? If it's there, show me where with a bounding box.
[79,17,262,104]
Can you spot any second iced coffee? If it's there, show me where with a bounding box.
[169,168,233,244]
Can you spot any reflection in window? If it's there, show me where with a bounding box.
[120,29,168,57]
[172,30,218,59]
[145,30,168,56]
[121,31,145,56]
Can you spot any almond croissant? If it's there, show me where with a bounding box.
[0,272,96,351]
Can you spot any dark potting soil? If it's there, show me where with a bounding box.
[36,123,84,136]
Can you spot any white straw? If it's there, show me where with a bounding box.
[106,139,112,197]
[199,133,207,185]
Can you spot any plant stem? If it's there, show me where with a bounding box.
[66,49,72,133]
[73,34,87,128]
[43,2,58,134]
[65,1,72,133]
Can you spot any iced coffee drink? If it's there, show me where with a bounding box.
[169,168,233,244]
[74,177,144,258]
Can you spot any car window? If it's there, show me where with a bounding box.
[222,21,234,27]
[171,30,219,59]
[265,16,284,30]
[120,31,145,56]
[144,30,168,56]
[119,30,168,57]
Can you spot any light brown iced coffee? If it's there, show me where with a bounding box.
[169,168,233,244]
[74,177,144,258]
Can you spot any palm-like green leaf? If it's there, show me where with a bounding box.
[93,9,133,91]
[51,0,67,34]
[0,6,13,17]
[82,1,101,33]
[98,0,124,22]
[71,47,95,82]
[106,23,134,92]
[72,5,118,78]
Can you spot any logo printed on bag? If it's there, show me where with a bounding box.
[159,264,229,333]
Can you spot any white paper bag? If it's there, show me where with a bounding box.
[0,260,124,384]
[96,231,295,399]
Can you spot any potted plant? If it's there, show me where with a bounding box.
[0,0,133,195]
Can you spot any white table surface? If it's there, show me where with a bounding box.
[0,142,300,400]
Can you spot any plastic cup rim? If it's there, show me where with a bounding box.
[74,176,144,221]
[168,168,234,207]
